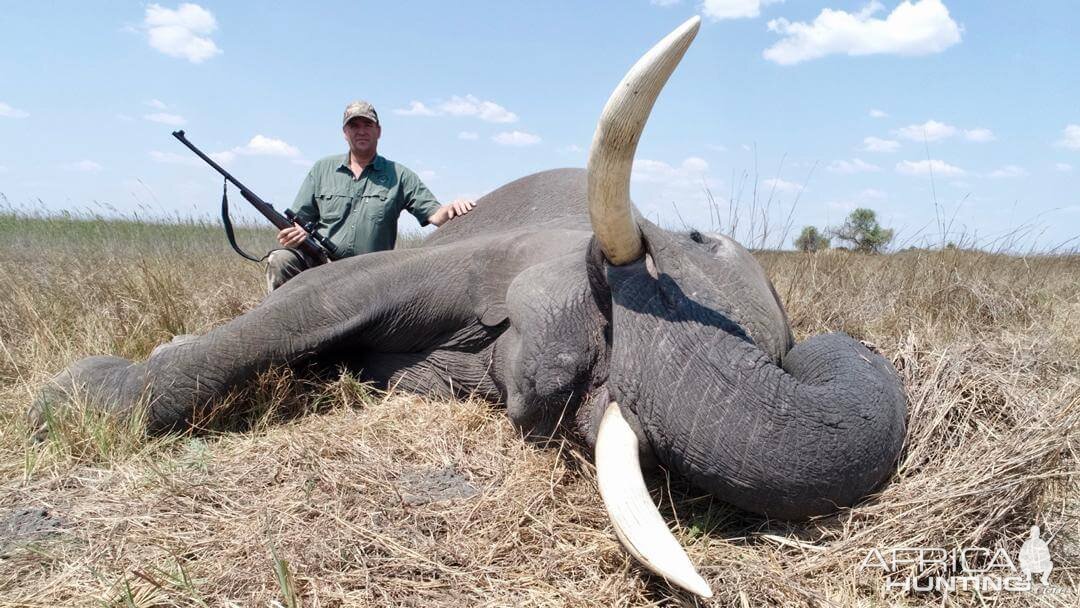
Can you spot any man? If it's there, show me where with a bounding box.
[267,100,474,291]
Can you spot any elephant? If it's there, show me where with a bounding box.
[33,17,906,598]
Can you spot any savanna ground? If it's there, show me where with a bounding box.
[0,211,1077,607]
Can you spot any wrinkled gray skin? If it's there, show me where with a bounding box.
[34,168,905,519]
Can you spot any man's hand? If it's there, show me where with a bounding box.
[429,199,476,226]
[277,223,309,248]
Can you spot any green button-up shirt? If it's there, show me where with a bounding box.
[289,153,441,257]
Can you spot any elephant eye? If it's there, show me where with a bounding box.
[689,230,706,244]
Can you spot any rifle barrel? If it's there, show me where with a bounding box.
[170,129,336,263]
[172,130,246,190]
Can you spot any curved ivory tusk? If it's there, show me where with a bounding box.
[587,16,701,265]
[595,401,713,598]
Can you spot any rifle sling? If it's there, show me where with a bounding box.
[221,180,268,263]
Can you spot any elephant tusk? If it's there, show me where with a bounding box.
[595,401,713,598]
[587,16,701,266]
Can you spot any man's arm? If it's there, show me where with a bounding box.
[279,167,319,247]
[400,166,475,227]
[427,199,476,226]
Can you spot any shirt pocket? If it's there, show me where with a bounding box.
[314,189,353,224]
[358,186,393,224]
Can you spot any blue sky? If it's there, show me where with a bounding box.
[1,1,1078,250]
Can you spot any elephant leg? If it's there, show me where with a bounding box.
[32,246,480,434]
[344,328,504,403]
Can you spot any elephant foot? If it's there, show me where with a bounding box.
[29,355,143,440]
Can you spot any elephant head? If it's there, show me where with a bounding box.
[579,17,906,597]
[32,16,906,600]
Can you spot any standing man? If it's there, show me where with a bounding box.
[267,100,475,291]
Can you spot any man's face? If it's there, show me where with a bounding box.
[343,117,381,157]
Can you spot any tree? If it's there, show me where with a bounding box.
[794,226,830,252]
[830,208,894,253]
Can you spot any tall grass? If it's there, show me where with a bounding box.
[0,213,1077,606]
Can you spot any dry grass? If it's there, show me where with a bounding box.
[0,215,1077,606]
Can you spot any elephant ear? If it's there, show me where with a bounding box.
[468,229,595,328]
[477,298,509,328]
[469,243,518,327]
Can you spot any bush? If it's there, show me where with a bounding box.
[794,226,830,252]
[830,208,894,253]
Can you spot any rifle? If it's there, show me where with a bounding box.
[171,130,339,264]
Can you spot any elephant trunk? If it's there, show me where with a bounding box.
[606,263,907,519]
[661,332,906,518]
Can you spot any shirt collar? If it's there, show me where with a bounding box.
[336,152,384,178]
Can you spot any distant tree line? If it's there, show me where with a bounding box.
[795,208,894,254]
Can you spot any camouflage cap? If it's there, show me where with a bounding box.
[343,100,379,126]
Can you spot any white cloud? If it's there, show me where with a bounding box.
[0,102,29,119]
[492,131,541,146]
[763,0,962,65]
[66,160,103,172]
[202,136,301,165]
[862,136,900,152]
[896,119,958,142]
[146,99,168,110]
[869,108,888,118]
[143,112,186,126]
[144,3,222,64]
[893,121,994,143]
[116,113,135,122]
[896,159,965,177]
[860,188,887,199]
[701,0,781,21]
[762,177,803,193]
[632,160,672,181]
[233,135,300,157]
[210,150,235,165]
[632,157,710,184]
[0,165,8,174]
[458,131,479,140]
[1058,124,1080,150]
[827,158,881,174]
[706,143,728,152]
[395,95,518,123]
[964,127,995,142]
[441,95,517,123]
[651,0,681,6]
[682,156,709,172]
[986,165,1028,179]
[559,144,583,153]
[394,101,437,117]
[1054,162,1073,173]
[418,169,437,181]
